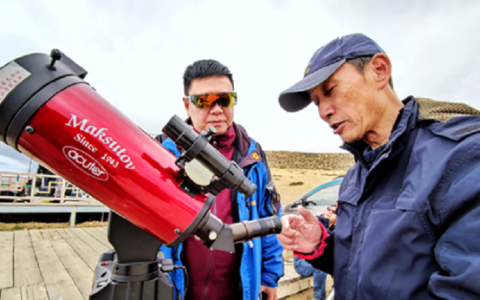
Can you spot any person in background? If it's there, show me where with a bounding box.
[293,204,337,300]
[277,33,480,299]
[321,204,337,230]
[156,59,284,300]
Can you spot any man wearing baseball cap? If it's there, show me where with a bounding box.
[277,33,480,299]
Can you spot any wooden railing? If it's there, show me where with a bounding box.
[0,171,102,205]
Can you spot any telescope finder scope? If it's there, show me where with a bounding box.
[163,115,257,198]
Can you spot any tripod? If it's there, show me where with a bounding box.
[90,211,177,300]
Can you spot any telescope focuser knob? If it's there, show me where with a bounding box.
[49,49,62,69]
[204,126,217,140]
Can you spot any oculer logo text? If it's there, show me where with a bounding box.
[63,146,109,181]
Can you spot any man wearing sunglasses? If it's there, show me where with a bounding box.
[321,204,337,231]
[156,59,283,300]
[276,33,480,299]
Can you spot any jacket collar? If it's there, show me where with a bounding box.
[232,122,265,169]
[341,96,418,169]
[184,117,253,164]
[232,122,251,158]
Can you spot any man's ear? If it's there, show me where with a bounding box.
[369,53,392,91]
[182,97,191,117]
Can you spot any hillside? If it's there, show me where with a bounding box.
[264,152,355,204]
[265,151,355,170]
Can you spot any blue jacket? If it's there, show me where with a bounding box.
[156,122,284,300]
[310,97,480,299]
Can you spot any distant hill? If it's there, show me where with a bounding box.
[265,151,355,171]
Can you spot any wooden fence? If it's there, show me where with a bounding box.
[0,171,108,226]
[0,171,99,204]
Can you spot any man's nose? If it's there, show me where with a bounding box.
[210,101,223,113]
[319,101,334,120]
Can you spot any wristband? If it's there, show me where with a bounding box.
[294,221,329,260]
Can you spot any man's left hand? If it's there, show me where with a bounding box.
[260,285,278,300]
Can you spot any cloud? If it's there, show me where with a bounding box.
[0,144,36,173]
[1,0,480,173]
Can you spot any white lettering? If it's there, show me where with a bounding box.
[73,133,97,153]
[103,136,112,144]
[66,114,88,130]
[65,114,135,169]
[94,127,108,137]
[63,146,108,181]
[85,125,97,135]
[119,155,130,163]
[95,128,108,143]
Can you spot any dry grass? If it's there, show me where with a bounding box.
[266,151,354,171]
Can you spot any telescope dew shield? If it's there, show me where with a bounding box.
[0,50,213,246]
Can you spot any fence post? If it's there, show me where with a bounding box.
[70,211,77,227]
[60,177,66,203]
[30,174,35,203]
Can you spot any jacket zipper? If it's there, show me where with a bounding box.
[238,165,255,300]
[371,145,391,169]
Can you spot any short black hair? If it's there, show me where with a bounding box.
[183,59,234,95]
[347,56,394,90]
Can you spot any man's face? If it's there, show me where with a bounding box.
[323,205,336,219]
[183,75,234,135]
[322,205,337,227]
[308,62,382,144]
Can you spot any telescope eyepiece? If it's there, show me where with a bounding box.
[230,216,282,244]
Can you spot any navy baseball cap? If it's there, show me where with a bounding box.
[279,33,386,112]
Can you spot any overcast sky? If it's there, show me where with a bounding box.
[1,0,480,173]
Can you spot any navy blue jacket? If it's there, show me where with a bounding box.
[310,97,480,299]
[156,122,284,300]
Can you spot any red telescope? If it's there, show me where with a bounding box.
[0,49,280,253]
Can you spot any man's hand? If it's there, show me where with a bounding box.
[260,285,277,300]
[277,206,322,253]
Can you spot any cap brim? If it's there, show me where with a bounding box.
[278,59,346,112]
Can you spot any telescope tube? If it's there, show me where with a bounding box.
[0,50,281,253]
[0,50,211,246]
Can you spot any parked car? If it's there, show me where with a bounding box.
[282,176,344,217]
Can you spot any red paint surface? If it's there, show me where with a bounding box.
[17,83,208,244]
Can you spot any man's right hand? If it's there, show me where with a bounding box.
[277,206,323,254]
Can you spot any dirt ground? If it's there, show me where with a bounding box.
[270,167,346,205]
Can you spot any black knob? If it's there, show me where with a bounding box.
[205,126,217,139]
[49,49,62,69]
